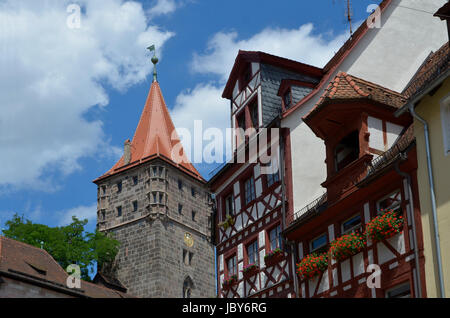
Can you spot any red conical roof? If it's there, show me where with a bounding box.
[95,81,204,183]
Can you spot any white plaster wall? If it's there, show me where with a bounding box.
[368,116,384,150]
[346,0,447,93]
[386,121,404,148]
[282,0,447,212]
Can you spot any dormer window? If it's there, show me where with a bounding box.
[249,100,259,128]
[335,131,360,172]
[240,64,252,91]
[283,89,292,109]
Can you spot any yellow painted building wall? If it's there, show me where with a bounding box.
[414,77,450,297]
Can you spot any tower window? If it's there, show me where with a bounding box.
[101,185,106,195]
[178,204,183,214]
[335,131,360,172]
[192,210,197,222]
[117,181,122,193]
[183,249,193,266]
[159,167,163,178]
[159,193,164,204]
[101,210,106,221]
[117,206,122,217]
[191,187,196,197]
[132,200,138,212]
[133,176,138,185]
[178,179,183,190]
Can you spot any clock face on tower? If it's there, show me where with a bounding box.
[184,233,194,247]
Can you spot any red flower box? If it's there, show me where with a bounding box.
[365,209,404,243]
[222,274,237,290]
[329,232,366,262]
[264,248,284,266]
[296,253,328,280]
[242,263,259,278]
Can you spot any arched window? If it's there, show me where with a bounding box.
[183,276,194,298]
[334,131,360,171]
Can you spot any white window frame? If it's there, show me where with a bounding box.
[440,93,450,156]
[309,233,327,253]
[376,189,402,216]
[341,214,362,235]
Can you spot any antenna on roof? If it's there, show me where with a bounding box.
[333,0,353,37]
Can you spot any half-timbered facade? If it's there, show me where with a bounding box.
[210,52,323,298]
[284,73,426,298]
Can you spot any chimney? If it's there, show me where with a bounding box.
[124,139,131,165]
[434,1,450,42]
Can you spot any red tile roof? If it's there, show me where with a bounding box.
[305,72,407,119]
[0,236,133,298]
[95,81,204,183]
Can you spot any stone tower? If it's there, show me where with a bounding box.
[93,56,215,298]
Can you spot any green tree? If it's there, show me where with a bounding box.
[2,214,119,281]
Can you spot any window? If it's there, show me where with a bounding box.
[117,181,122,193]
[117,206,122,217]
[101,210,106,221]
[266,170,280,188]
[247,240,259,265]
[183,276,194,298]
[132,201,138,212]
[152,192,157,203]
[240,65,252,90]
[158,167,164,178]
[236,112,246,142]
[224,194,234,216]
[159,193,164,204]
[341,214,362,234]
[191,187,196,197]
[227,255,237,277]
[101,185,106,195]
[244,176,256,205]
[249,100,258,128]
[192,210,196,222]
[334,131,360,172]
[310,233,327,254]
[178,204,183,215]
[132,176,138,185]
[269,224,282,251]
[178,179,183,190]
[386,283,411,298]
[376,190,402,216]
[183,249,193,266]
[152,166,158,177]
[283,89,292,109]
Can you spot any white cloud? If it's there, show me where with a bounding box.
[0,0,174,189]
[148,0,178,17]
[191,24,348,81]
[59,203,98,226]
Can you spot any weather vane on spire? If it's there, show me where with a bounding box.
[147,44,158,82]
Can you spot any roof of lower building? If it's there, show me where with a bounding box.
[0,236,133,298]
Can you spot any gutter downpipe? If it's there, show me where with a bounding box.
[278,118,299,298]
[394,157,422,298]
[408,103,445,298]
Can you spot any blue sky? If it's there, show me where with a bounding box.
[0,0,382,234]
